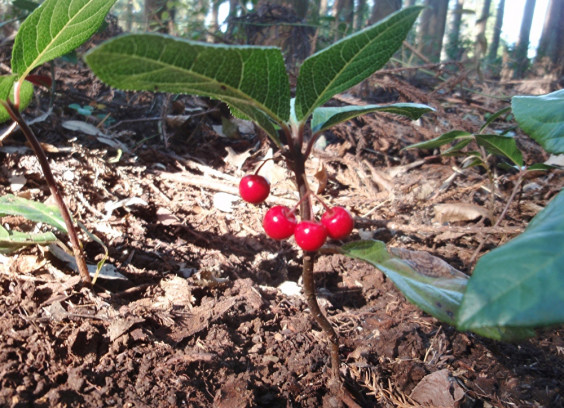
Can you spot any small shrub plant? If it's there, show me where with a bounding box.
[84,6,564,379]
[84,6,432,377]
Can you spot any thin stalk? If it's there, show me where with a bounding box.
[293,151,341,380]
[2,100,91,285]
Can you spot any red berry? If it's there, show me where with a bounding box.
[239,175,270,204]
[321,206,354,240]
[294,221,327,251]
[263,206,297,240]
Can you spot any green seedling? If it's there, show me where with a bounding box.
[1,0,118,284]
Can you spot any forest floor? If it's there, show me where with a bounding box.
[1,38,563,407]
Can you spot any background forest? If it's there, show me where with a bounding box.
[3,0,563,83]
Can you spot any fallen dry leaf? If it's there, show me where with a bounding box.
[433,203,492,224]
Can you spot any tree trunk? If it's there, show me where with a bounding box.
[417,0,450,62]
[354,0,369,30]
[333,0,355,39]
[474,0,492,63]
[446,0,464,60]
[144,0,175,33]
[370,0,402,24]
[513,0,536,78]
[535,0,564,76]
[487,0,505,62]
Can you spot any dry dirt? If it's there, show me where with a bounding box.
[1,43,563,408]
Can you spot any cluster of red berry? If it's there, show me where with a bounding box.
[239,174,354,251]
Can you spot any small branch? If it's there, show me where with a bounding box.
[2,100,91,285]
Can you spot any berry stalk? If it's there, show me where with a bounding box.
[291,148,341,380]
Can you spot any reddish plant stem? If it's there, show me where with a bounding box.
[2,100,91,285]
[292,150,341,380]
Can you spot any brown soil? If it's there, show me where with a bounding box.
[1,42,563,408]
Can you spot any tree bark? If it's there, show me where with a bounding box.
[487,0,505,62]
[144,0,175,33]
[370,0,402,24]
[417,0,450,62]
[333,0,355,39]
[513,0,536,78]
[474,0,492,63]
[535,0,564,76]
[446,0,464,60]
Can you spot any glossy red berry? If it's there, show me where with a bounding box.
[239,175,270,204]
[294,221,327,251]
[321,206,354,240]
[263,206,297,240]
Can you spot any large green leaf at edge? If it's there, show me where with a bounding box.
[84,34,290,142]
[0,75,34,123]
[11,0,118,78]
[457,188,564,331]
[294,6,422,121]
[512,89,564,154]
[341,240,535,341]
[0,194,67,232]
[311,103,434,133]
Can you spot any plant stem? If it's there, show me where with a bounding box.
[2,100,91,285]
[293,151,341,380]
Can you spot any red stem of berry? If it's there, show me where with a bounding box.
[1,100,91,285]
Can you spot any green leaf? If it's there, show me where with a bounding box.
[12,0,40,12]
[479,106,511,133]
[405,130,473,150]
[512,89,564,154]
[0,75,34,123]
[311,102,434,133]
[84,33,290,141]
[295,6,422,121]
[341,240,468,326]
[457,188,564,332]
[11,0,117,78]
[0,194,66,232]
[442,138,473,155]
[0,225,57,254]
[342,240,536,341]
[475,134,523,167]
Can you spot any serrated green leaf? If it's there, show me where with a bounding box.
[0,225,57,254]
[295,6,422,121]
[11,0,117,78]
[512,90,564,154]
[85,33,290,142]
[405,130,473,150]
[457,189,564,333]
[342,240,536,341]
[0,75,34,123]
[0,194,66,232]
[311,102,433,133]
[475,134,523,167]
